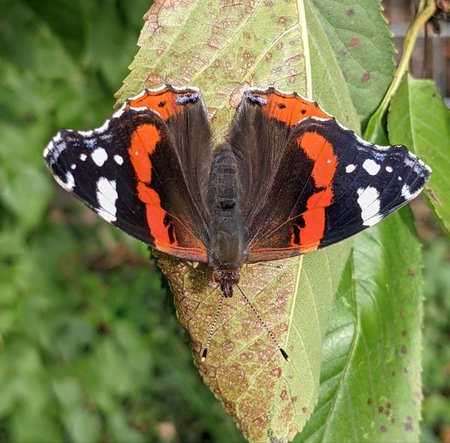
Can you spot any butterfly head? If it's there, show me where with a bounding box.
[213,269,240,298]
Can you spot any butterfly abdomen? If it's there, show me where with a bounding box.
[207,143,246,273]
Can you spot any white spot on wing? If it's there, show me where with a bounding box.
[401,184,421,201]
[95,119,110,134]
[54,171,75,192]
[346,164,356,173]
[362,159,381,176]
[357,186,381,226]
[80,153,87,161]
[71,164,76,170]
[78,129,94,137]
[91,147,108,166]
[96,177,117,222]
[385,166,393,173]
[114,155,124,165]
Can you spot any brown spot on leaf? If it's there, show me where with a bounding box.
[351,37,360,47]
[230,83,250,108]
[386,402,391,409]
[404,422,413,432]
[223,341,235,353]
[367,398,372,405]
[401,345,408,354]
[145,74,164,86]
[339,48,349,57]
[380,425,388,433]
[157,44,166,56]
[427,188,441,205]
[400,310,405,318]
[378,406,384,413]
[391,417,396,424]
[279,16,287,24]
[361,72,370,82]
[301,406,307,413]
[271,367,282,378]
[347,8,355,16]
[253,414,268,427]
[208,38,219,49]
[408,268,416,277]
[280,390,288,400]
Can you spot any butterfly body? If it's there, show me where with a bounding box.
[44,85,431,297]
[207,143,245,296]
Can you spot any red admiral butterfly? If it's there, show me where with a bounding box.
[44,85,431,298]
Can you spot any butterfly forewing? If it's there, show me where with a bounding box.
[44,87,212,262]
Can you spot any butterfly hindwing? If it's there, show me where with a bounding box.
[44,86,212,262]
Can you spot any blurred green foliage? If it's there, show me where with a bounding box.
[421,238,450,443]
[0,0,244,441]
[0,0,448,442]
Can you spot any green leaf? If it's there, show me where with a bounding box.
[118,1,361,440]
[388,75,450,234]
[311,0,395,129]
[305,1,358,130]
[297,209,424,442]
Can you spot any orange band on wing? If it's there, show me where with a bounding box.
[128,124,160,182]
[300,132,337,188]
[260,91,331,126]
[126,90,186,121]
[128,124,172,248]
[137,182,171,247]
[293,132,337,250]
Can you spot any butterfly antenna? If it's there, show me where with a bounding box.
[201,286,225,362]
[236,283,290,362]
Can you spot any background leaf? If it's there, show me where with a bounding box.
[311,0,395,129]
[297,209,424,442]
[388,75,450,234]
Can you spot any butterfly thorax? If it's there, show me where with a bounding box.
[207,143,246,297]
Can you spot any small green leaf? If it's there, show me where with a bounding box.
[388,75,450,234]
